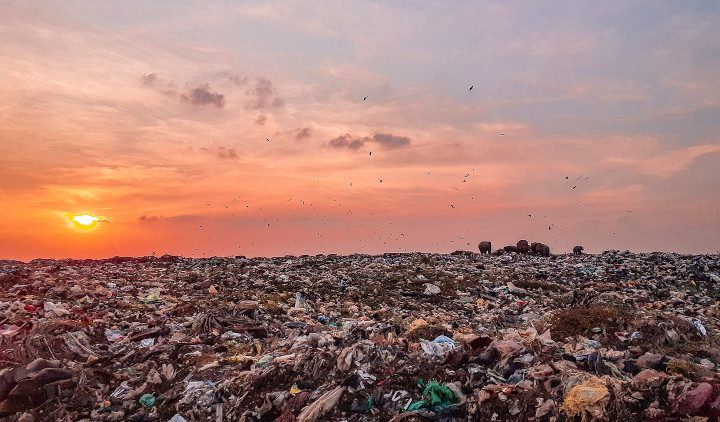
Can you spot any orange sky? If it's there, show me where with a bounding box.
[1,2,719,260]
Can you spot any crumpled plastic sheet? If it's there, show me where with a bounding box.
[296,386,345,422]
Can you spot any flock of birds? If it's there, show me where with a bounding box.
[147,83,632,257]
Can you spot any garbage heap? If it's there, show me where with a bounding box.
[1,250,720,421]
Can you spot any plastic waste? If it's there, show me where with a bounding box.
[139,393,156,408]
[110,381,131,398]
[423,283,441,295]
[141,293,162,304]
[43,301,70,316]
[296,386,345,422]
[180,380,217,407]
[561,377,609,419]
[140,338,155,348]
[221,331,247,341]
[690,318,707,337]
[295,292,306,309]
[407,380,458,412]
[255,354,275,368]
[420,335,458,357]
[104,328,124,342]
[3,250,720,420]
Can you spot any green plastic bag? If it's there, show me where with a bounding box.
[423,380,457,410]
[139,393,156,408]
[406,380,458,412]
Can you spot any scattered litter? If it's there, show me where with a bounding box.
[0,251,718,419]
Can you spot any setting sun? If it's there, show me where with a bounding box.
[70,214,101,230]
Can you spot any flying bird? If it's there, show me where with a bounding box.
[450,204,455,208]
[266,138,270,142]
[363,96,367,101]
[369,150,372,155]
[469,85,473,91]
[500,133,506,136]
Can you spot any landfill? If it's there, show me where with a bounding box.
[1,249,720,421]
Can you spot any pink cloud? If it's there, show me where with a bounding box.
[604,144,720,177]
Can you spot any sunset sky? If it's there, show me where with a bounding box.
[1,1,719,260]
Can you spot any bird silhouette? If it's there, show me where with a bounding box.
[363,96,367,101]
[469,85,473,91]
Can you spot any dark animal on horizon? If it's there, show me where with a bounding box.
[503,245,519,253]
[516,240,530,254]
[530,242,550,257]
[478,241,492,255]
[530,242,540,255]
[573,245,584,255]
[537,243,550,257]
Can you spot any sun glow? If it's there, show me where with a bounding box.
[69,214,101,230]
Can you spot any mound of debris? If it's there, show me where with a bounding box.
[1,250,719,421]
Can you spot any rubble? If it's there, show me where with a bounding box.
[0,250,719,420]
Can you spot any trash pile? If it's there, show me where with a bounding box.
[1,250,720,421]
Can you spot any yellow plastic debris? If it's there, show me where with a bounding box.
[562,377,610,421]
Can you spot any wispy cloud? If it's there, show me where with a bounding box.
[295,127,312,139]
[140,74,226,107]
[138,215,165,222]
[141,73,158,86]
[327,133,411,150]
[216,146,238,159]
[372,133,411,149]
[212,70,247,87]
[181,83,226,108]
[245,78,283,109]
[604,144,720,177]
[328,134,368,150]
